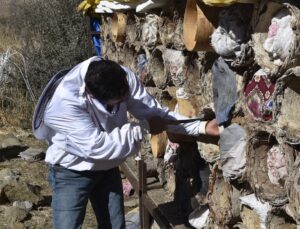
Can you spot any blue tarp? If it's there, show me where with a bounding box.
[91,18,102,56]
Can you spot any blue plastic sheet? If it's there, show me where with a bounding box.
[91,18,102,56]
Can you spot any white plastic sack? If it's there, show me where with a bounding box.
[240,194,272,229]
[142,14,160,48]
[263,9,295,63]
[267,145,287,185]
[188,207,210,229]
[219,124,247,181]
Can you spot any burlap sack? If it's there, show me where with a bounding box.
[246,131,288,206]
[285,152,300,225]
[198,142,220,163]
[101,39,117,60]
[163,48,185,87]
[202,0,258,7]
[178,53,215,108]
[239,205,262,229]
[273,70,300,142]
[141,14,160,49]
[158,14,179,48]
[266,208,297,229]
[207,164,241,227]
[148,46,168,89]
[251,1,300,79]
[173,18,185,51]
[125,13,141,45]
[116,43,136,70]
[100,15,112,42]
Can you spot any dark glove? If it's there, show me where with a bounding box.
[147,116,167,135]
[199,107,216,121]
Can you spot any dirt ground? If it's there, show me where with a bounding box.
[0,127,139,229]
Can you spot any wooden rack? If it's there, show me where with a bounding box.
[120,157,172,229]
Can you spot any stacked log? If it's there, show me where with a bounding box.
[99,0,300,227]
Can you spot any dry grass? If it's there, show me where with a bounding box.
[0,48,36,128]
[0,25,21,52]
[0,0,89,127]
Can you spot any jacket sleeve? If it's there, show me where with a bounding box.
[125,68,206,136]
[44,96,142,161]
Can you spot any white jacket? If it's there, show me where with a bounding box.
[34,57,206,171]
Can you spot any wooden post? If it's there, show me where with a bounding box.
[86,16,93,57]
[138,156,151,229]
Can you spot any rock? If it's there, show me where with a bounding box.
[13,201,33,211]
[3,182,44,205]
[0,134,27,160]
[18,147,45,161]
[11,222,25,229]
[0,168,20,183]
[4,206,29,224]
[0,169,20,204]
[0,134,21,148]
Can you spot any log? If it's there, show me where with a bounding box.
[150,131,168,158]
[111,12,127,43]
[149,87,177,158]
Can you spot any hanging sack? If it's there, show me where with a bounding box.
[202,0,258,7]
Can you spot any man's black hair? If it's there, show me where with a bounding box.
[85,60,130,102]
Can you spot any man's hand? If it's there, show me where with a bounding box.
[205,119,220,136]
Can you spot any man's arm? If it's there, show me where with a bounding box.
[124,67,219,137]
[204,119,220,136]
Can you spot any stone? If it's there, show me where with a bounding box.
[3,181,44,205]
[0,168,19,183]
[13,201,33,211]
[4,206,28,224]
[0,169,20,204]
[0,134,27,160]
[18,147,45,161]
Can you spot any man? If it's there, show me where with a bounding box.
[32,56,219,229]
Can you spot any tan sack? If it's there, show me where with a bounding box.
[202,0,258,7]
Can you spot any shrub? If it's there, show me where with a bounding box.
[0,0,89,127]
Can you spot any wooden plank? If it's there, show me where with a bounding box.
[121,158,188,228]
[138,158,151,229]
[142,194,172,229]
[86,16,93,57]
[120,160,138,191]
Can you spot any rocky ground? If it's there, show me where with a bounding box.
[0,126,139,229]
